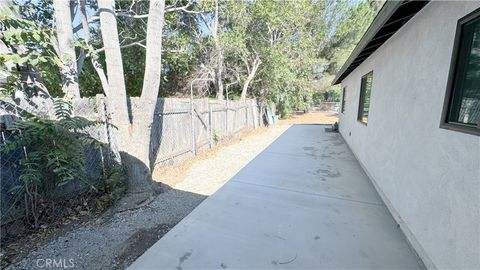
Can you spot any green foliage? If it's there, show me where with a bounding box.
[0,100,101,227]
[3,0,379,110]
[78,58,105,97]
[75,0,202,97]
[320,0,379,73]
[212,129,220,143]
[204,0,377,116]
[245,0,320,114]
[312,0,379,105]
[78,47,107,97]
[313,86,342,102]
[0,5,63,96]
[99,164,127,203]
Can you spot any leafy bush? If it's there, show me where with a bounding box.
[100,164,127,204]
[0,6,63,96]
[1,100,101,227]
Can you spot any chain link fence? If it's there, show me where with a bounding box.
[0,96,118,230]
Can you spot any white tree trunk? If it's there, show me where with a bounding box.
[215,50,224,100]
[78,0,109,96]
[241,56,261,101]
[212,0,224,100]
[98,0,150,193]
[53,0,80,99]
[98,0,166,193]
[133,0,166,174]
[97,0,129,128]
[140,0,165,116]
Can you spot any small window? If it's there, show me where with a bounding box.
[341,87,346,113]
[358,71,373,124]
[441,8,480,135]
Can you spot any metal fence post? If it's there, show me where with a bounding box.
[252,100,256,128]
[190,98,196,156]
[225,99,228,137]
[209,101,213,148]
[233,105,237,133]
[245,101,248,129]
[259,103,263,127]
[189,78,213,155]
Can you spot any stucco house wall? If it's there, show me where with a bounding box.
[338,2,480,269]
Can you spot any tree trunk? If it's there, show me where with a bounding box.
[98,0,129,128]
[215,50,224,100]
[98,0,149,193]
[53,0,80,99]
[117,112,154,193]
[212,0,224,100]
[98,0,166,194]
[140,0,165,119]
[78,0,109,96]
[139,0,165,172]
[123,0,166,190]
[241,56,261,101]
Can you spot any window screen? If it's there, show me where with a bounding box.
[358,72,373,124]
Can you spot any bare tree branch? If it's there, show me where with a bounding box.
[113,0,200,21]
[115,12,149,19]
[165,0,202,14]
[73,0,201,34]
[95,43,184,54]
[73,16,99,33]
[95,39,146,53]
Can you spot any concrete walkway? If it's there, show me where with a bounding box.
[129,125,423,269]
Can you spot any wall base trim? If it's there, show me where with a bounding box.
[338,131,437,270]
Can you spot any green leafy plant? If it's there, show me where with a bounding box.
[100,164,127,204]
[1,100,101,227]
[212,129,220,143]
[0,5,63,96]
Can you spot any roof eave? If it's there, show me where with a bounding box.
[332,1,424,85]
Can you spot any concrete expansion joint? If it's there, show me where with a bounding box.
[231,179,386,207]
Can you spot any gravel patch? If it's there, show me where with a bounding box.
[175,124,290,195]
[8,189,204,270]
[8,124,290,270]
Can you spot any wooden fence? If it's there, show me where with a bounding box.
[147,98,259,167]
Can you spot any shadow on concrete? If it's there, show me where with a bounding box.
[127,124,425,270]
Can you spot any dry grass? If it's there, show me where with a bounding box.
[279,111,339,125]
[152,126,271,188]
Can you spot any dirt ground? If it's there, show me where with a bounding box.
[6,111,337,270]
[152,126,277,189]
[279,111,338,125]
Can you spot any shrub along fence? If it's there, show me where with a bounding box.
[0,96,118,230]
[0,95,260,229]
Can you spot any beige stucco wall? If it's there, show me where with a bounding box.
[339,1,480,269]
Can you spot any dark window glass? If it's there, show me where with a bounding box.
[358,72,373,124]
[447,13,480,128]
[341,87,346,113]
